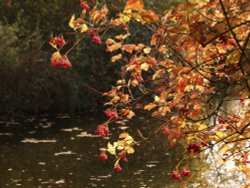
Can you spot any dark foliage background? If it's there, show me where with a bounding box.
[0,0,178,116]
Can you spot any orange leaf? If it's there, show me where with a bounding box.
[111,54,123,62]
[140,9,159,23]
[122,44,136,54]
[125,0,144,11]
[144,103,157,111]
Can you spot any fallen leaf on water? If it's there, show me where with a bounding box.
[54,151,76,156]
[21,138,57,143]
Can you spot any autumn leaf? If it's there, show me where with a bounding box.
[115,33,131,40]
[119,133,129,139]
[106,41,122,52]
[80,24,88,33]
[125,0,144,11]
[126,147,135,154]
[107,142,117,155]
[122,44,136,54]
[144,103,157,111]
[140,9,159,23]
[69,14,75,29]
[111,54,123,62]
[89,5,108,25]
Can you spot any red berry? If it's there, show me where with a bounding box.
[136,75,143,82]
[201,140,208,147]
[240,98,245,104]
[80,1,90,10]
[121,156,128,163]
[180,167,190,177]
[99,151,108,161]
[187,143,201,154]
[87,29,96,36]
[56,35,66,47]
[161,127,170,134]
[92,35,102,44]
[231,65,240,71]
[104,109,119,119]
[114,164,122,172]
[179,107,189,115]
[96,124,109,138]
[51,55,72,69]
[218,117,225,124]
[171,171,182,181]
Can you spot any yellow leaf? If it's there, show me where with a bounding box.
[107,142,117,155]
[124,135,134,144]
[154,95,160,102]
[51,51,62,60]
[143,47,151,54]
[111,54,123,62]
[140,63,149,71]
[152,70,165,80]
[69,14,75,29]
[196,85,205,92]
[121,15,131,23]
[127,147,135,154]
[219,144,230,153]
[80,24,88,33]
[216,131,227,138]
[198,123,207,130]
[184,85,194,92]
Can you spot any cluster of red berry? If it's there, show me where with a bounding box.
[161,127,170,134]
[218,117,225,124]
[99,151,128,172]
[87,29,102,44]
[49,35,66,49]
[51,56,72,69]
[114,164,122,172]
[95,123,109,138]
[187,143,202,154]
[50,52,72,69]
[80,0,90,10]
[171,167,191,181]
[99,150,108,161]
[187,140,208,154]
[104,109,119,119]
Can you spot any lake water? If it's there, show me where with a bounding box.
[0,115,246,187]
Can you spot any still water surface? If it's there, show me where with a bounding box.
[0,115,246,187]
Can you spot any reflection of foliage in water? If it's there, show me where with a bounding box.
[0,117,209,187]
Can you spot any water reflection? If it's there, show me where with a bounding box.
[0,116,245,187]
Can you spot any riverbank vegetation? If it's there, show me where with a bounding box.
[50,0,250,186]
